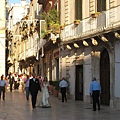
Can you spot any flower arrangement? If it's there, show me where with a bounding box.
[74,19,80,25]
[91,12,100,18]
[60,25,65,30]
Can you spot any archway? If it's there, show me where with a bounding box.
[100,48,110,105]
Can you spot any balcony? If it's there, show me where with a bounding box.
[61,5,120,43]
[18,52,24,61]
[25,47,36,60]
[17,19,41,60]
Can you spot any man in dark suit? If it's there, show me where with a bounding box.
[29,74,41,109]
[9,73,15,92]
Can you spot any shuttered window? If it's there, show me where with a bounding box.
[97,0,106,12]
[75,0,82,20]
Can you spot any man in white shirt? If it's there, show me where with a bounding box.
[59,77,68,102]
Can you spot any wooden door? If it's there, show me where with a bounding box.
[75,65,83,101]
[100,49,110,105]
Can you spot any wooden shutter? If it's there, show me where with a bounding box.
[97,0,106,12]
[102,0,106,11]
[75,0,82,20]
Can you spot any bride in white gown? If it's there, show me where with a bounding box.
[40,77,51,108]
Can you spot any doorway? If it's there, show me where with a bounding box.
[75,65,83,101]
[100,49,110,105]
[55,58,59,81]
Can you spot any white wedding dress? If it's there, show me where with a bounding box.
[40,83,51,108]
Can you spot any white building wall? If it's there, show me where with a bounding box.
[69,55,76,95]
[115,41,120,97]
[83,0,89,18]
[69,0,75,24]
[9,2,29,28]
[0,34,5,75]
[84,47,92,102]
[62,57,66,78]
[117,0,120,5]
[0,0,5,75]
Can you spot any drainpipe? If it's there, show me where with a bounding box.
[41,46,44,78]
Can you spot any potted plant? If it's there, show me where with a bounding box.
[49,80,54,94]
[40,9,60,36]
[91,12,100,18]
[52,81,60,97]
[74,19,80,25]
[50,23,60,35]
[47,30,52,35]
[60,25,65,30]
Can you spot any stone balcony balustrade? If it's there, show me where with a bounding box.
[61,5,120,43]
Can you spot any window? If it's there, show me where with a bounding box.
[75,0,82,20]
[97,0,106,12]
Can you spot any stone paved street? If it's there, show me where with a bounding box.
[0,89,120,120]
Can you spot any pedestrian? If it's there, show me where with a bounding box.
[29,74,41,109]
[59,77,68,102]
[40,77,51,108]
[0,75,7,100]
[21,74,26,93]
[14,73,18,90]
[36,75,42,107]
[4,76,9,91]
[24,74,30,100]
[9,73,15,92]
[90,77,101,111]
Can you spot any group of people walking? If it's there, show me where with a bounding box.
[0,72,101,111]
[23,74,51,109]
[0,72,69,109]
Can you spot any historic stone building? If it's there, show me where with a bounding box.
[59,0,120,108]
[7,0,120,108]
[7,0,31,74]
[0,1,6,75]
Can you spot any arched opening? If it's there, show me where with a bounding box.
[100,48,110,105]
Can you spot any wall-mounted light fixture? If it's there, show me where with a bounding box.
[114,32,120,39]
[66,45,71,50]
[91,38,98,46]
[83,40,89,46]
[101,35,108,42]
[73,43,79,48]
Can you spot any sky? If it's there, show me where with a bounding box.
[8,0,30,4]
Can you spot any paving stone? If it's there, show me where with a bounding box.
[0,90,120,120]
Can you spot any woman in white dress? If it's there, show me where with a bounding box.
[40,77,51,108]
[36,76,42,106]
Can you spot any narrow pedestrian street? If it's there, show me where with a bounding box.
[0,89,120,120]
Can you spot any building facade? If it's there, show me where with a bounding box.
[7,0,120,108]
[0,1,6,75]
[59,0,120,108]
[7,0,30,74]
